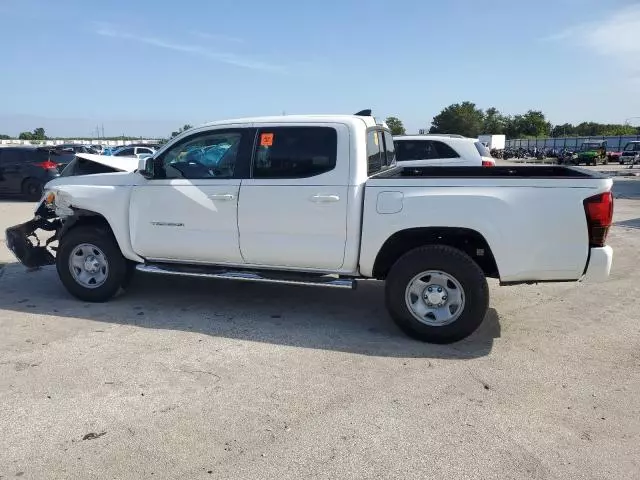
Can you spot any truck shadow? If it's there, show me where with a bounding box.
[0,265,500,359]
[614,218,640,229]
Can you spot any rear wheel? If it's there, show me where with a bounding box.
[22,179,44,201]
[385,245,489,344]
[56,226,127,302]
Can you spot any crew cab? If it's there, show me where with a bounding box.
[5,113,614,344]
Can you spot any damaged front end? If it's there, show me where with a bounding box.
[5,198,63,269]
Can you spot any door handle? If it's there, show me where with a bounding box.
[209,193,235,201]
[310,194,340,203]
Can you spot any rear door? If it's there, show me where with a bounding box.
[237,124,350,270]
[0,149,27,193]
[0,149,6,192]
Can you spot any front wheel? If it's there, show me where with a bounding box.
[56,226,127,302]
[385,245,489,344]
[22,179,45,201]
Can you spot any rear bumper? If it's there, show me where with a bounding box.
[581,246,613,283]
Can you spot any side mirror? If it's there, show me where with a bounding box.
[138,158,154,179]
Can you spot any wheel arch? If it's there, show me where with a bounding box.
[372,227,499,280]
[60,208,143,263]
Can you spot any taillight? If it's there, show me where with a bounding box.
[583,192,613,247]
[36,160,59,170]
[482,160,495,167]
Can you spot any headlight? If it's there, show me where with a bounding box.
[44,191,56,206]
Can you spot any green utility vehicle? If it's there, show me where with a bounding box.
[576,140,608,166]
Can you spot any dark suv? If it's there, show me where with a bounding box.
[0,146,74,200]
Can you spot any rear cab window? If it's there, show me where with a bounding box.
[367,128,396,176]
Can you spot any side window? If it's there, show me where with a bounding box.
[1,149,25,164]
[35,150,53,162]
[158,130,242,179]
[252,126,337,179]
[115,147,135,157]
[395,140,436,162]
[137,148,153,155]
[432,141,460,159]
[366,130,384,175]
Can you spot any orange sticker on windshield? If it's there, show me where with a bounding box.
[260,133,274,146]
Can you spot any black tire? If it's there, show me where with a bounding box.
[56,226,127,302]
[22,179,44,201]
[385,245,489,344]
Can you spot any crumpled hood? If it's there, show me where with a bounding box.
[74,153,139,172]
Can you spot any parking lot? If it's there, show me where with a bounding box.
[1,178,639,479]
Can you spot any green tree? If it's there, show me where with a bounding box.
[551,123,575,137]
[385,116,406,135]
[429,102,484,137]
[0,134,11,140]
[508,110,551,137]
[170,124,193,138]
[32,127,46,140]
[482,107,507,134]
[17,128,47,141]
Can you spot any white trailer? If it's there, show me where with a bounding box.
[478,134,506,150]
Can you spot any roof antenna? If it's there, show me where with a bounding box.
[354,109,372,116]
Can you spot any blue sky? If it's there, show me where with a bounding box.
[1,0,639,137]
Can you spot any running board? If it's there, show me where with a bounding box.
[135,263,357,290]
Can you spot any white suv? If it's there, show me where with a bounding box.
[393,134,495,167]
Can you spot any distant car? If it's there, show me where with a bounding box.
[393,135,496,167]
[112,146,156,159]
[54,144,97,154]
[619,141,640,165]
[0,146,74,200]
[90,144,105,154]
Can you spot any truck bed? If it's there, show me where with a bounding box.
[374,165,605,179]
[360,165,613,282]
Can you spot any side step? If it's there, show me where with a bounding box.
[135,263,357,290]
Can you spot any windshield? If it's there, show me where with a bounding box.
[623,142,640,152]
[581,143,603,151]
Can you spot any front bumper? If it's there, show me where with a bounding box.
[581,246,613,283]
[5,205,62,268]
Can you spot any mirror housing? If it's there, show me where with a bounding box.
[138,158,154,179]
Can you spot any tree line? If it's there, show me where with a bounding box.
[0,127,151,142]
[384,102,639,139]
[4,109,639,143]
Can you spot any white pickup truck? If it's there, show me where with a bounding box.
[5,113,614,343]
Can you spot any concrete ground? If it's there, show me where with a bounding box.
[0,179,639,479]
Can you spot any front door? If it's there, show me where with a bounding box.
[238,124,349,270]
[130,128,253,264]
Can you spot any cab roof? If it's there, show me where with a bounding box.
[200,114,379,129]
